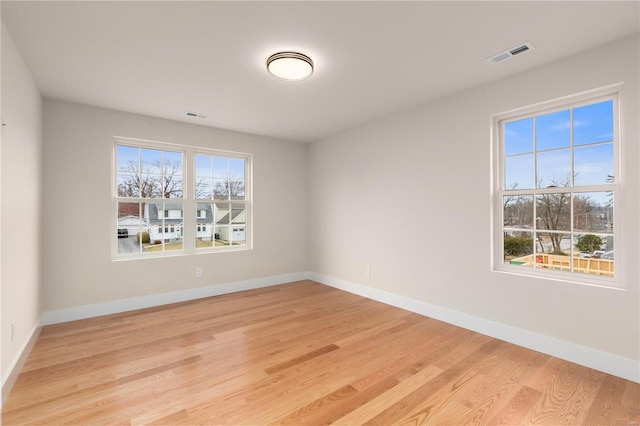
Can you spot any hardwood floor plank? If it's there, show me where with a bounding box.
[143,408,191,426]
[264,344,340,374]
[487,385,543,425]
[362,339,505,424]
[332,365,444,425]
[2,280,638,426]
[524,362,607,425]
[273,384,359,425]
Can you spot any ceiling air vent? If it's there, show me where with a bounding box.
[185,111,208,119]
[487,42,535,64]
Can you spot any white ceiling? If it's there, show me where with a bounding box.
[2,1,639,143]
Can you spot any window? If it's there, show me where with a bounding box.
[114,140,251,257]
[494,90,619,284]
[194,154,248,248]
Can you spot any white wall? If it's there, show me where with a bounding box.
[1,23,43,385]
[42,100,308,312]
[308,36,639,366]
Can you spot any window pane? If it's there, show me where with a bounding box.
[230,158,245,180]
[573,233,614,277]
[117,202,142,254]
[213,179,230,200]
[230,226,246,246]
[195,178,212,200]
[146,203,163,240]
[141,174,162,198]
[536,109,570,151]
[162,175,183,199]
[214,157,229,179]
[574,100,614,146]
[195,155,212,178]
[503,231,533,267]
[117,173,139,197]
[503,195,533,228]
[574,233,609,255]
[196,203,214,249]
[574,144,614,186]
[230,180,245,200]
[536,149,571,188]
[163,151,183,175]
[214,226,230,246]
[141,148,162,174]
[573,192,613,233]
[231,204,247,224]
[536,193,570,231]
[535,232,570,256]
[117,145,139,172]
[144,202,183,252]
[161,155,183,198]
[505,154,534,190]
[504,118,533,156]
[124,228,150,254]
[214,203,230,225]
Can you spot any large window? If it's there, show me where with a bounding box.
[114,140,251,258]
[494,90,619,284]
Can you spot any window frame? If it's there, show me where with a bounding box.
[492,86,623,287]
[193,150,249,250]
[112,137,252,260]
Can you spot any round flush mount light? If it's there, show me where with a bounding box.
[266,52,314,81]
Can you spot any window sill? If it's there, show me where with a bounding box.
[492,265,625,291]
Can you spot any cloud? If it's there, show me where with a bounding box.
[572,119,589,128]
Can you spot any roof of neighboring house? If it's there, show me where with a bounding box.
[145,203,213,225]
[216,208,245,225]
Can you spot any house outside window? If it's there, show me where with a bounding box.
[195,154,248,248]
[114,139,251,257]
[493,88,620,285]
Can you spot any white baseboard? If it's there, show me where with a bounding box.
[42,272,311,326]
[310,272,640,384]
[38,270,639,384]
[2,322,42,406]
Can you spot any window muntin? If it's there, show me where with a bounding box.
[195,154,246,201]
[114,142,250,258]
[497,95,618,282]
[194,154,247,250]
[116,145,183,198]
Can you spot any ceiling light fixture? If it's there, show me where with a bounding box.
[266,52,314,81]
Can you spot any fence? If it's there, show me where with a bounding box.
[510,253,614,277]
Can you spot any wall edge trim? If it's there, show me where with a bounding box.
[2,321,42,405]
[42,271,311,326]
[310,272,640,384]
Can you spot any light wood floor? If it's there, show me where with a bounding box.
[2,280,639,425]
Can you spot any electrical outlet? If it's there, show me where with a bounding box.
[11,323,15,341]
[365,265,371,277]
[195,267,203,278]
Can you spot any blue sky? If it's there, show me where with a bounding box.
[117,145,245,180]
[117,145,183,175]
[504,100,614,197]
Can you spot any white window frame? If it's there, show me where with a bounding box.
[492,86,623,287]
[193,150,250,251]
[112,137,252,259]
